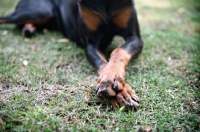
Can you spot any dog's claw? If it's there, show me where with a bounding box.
[97,83,109,94]
[133,104,140,109]
[112,83,118,89]
[95,86,99,93]
[115,102,120,108]
[125,101,133,107]
[132,96,140,103]
[99,87,107,93]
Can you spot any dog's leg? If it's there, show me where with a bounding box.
[86,41,141,109]
[96,45,142,108]
[0,0,53,37]
[0,11,52,37]
[0,10,52,24]
[21,24,36,37]
[85,44,108,73]
[96,6,143,109]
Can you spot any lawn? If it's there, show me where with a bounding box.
[0,0,199,131]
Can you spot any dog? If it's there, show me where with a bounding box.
[0,0,143,109]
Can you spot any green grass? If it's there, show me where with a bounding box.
[0,0,199,131]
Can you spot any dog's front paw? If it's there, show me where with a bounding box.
[96,63,125,99]
[95,62,140,109]
[111,83,140,109]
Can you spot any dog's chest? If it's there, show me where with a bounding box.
[79,0,134,31]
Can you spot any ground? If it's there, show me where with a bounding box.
[0,0,199,131]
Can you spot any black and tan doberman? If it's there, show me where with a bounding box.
[0,0,143,109]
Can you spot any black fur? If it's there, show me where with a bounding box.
[0,0,143,72]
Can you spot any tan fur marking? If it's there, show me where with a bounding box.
[31,17,51,24]
[98,48,131,81]
[81,6,103,31]
[112,6,133,28]
[0,20,6,24]
[16,15,52,25]
[109,48,132,67]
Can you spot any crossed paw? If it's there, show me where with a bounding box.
[96,64,140,109]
